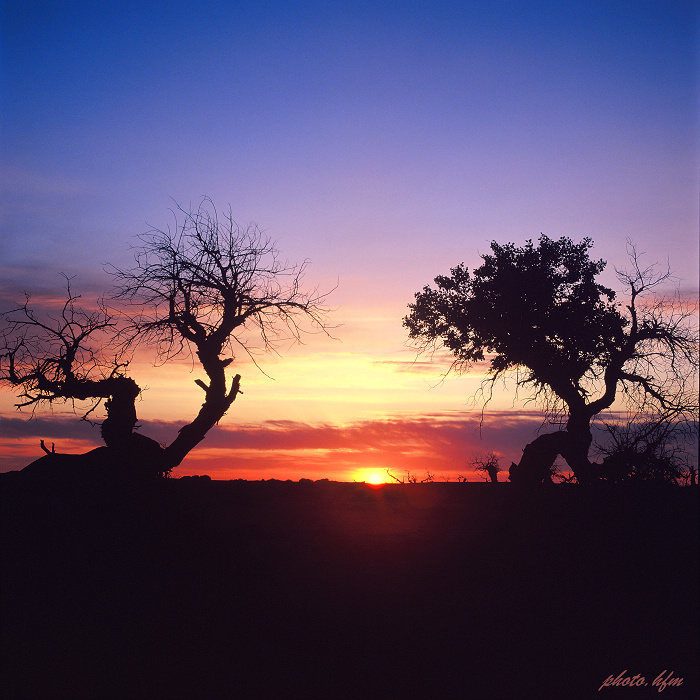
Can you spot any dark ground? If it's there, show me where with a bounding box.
[1,474,698,700]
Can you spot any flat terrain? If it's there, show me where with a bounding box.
[1,477,698,699]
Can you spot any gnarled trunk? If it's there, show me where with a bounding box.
[99,376,167,476]
[162,372,242,470]
[509,432,567,484]
[509,415,595,485]
[99,376,141,448]
[561,414,595,485]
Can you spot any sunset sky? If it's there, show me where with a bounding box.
[1,0,698,480]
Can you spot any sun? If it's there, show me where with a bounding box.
[354,469,388,486]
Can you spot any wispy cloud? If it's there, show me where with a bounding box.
[0,267,110,309]
[372,355,493,377]
[5,405,695,481]
[0,415,100,441]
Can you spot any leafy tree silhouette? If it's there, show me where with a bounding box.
[404,236,698,485]
[0,198,330,478]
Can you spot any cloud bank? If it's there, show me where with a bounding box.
[1,410,554,480]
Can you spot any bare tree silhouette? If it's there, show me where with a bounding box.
[469,451,502,483]
[595,413,698,485]
[405,236,698,485]
[0,198,331,478]
[0,278,147,453]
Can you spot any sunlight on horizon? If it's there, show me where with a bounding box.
[354,469,390,485]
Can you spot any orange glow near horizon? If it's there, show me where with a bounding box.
[354,469,390,485]
[3,301,679,481]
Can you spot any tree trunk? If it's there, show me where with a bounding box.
[509,432,567,485]
[508,411,596,486]
[97,376,167,477]
[561,413,595,485]
[99,376,141,448]
[162,373,242,470]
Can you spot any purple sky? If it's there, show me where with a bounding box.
[1,1,698,478]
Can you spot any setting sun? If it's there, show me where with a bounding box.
[355,469,388,485]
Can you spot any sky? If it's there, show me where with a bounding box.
[1,0,698,481]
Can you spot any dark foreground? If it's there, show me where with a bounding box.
[1,476,698,700]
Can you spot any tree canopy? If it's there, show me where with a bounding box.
[405,235,698,484]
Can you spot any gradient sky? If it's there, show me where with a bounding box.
[1,0,698,480]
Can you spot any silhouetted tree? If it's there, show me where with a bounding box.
[404,236,698,485]
[469,451,502,483]
[0,198,330,477]
[0,277,145,453]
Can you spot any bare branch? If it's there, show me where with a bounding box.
[108,197,333,468]
[1,198,334,476]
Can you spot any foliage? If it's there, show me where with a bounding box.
[405,235,699,483]
[405,236,624,400]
